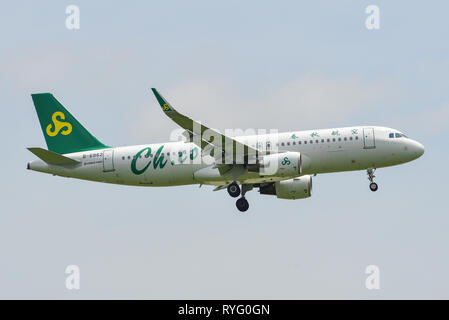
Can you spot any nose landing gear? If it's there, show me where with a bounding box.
[367,168,378,192]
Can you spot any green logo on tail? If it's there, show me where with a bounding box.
[46,111,72,137]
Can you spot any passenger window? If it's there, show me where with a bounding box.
[355,136,359,140]
[338,138,341,141]
[333,138,336,142]
[321,139,324,143]
[287,142,290,146]
[344,137,347,141]
[310,140,313,144]
[315,140,319,143]
[327,138,330,142]
[122,156,125,160]
[304,141,307,144]
[292,141,296,145]
[350,137,353,140]
[298,141,301,145]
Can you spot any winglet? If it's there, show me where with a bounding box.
[151,88,174,112]
[27,147,80,166]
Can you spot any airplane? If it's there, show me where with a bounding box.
[27,89,424,212]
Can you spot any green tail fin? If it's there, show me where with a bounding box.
[31,93,108,154]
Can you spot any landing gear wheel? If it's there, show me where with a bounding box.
[369,182,378,192]
[236,197,249,212]
[227,182,241,198]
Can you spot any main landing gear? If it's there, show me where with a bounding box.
[367,168,378,192]
[236,197,249,212]
[227,182,251,212]
[227,182,241,198]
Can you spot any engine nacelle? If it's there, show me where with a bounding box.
[260,175,312,200]
[255,152,302,177]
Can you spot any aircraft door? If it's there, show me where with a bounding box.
[103,149,115,172]
[363,128,376,149]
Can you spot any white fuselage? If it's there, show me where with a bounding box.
[28,126,424,186]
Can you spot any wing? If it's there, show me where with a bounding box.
[151,88,259,164]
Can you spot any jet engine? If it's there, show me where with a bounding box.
[248,151,302,177]
[259,175,312,199]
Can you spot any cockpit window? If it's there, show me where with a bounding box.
[395,133,408,138]
[390,132,408,138]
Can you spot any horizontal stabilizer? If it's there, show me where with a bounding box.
[27,147,80,166]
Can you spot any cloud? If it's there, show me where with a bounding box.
[0,43,145,96]
[131,73,394,143]
[395,102,449,136]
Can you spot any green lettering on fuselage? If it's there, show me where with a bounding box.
[153,146,168,169]
[179,150,187,163]
[131,145,167,175]
[190,147,198,160]
[131,147,151,175]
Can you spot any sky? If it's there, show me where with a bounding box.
[0,0,448,299]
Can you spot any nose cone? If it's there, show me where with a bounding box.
[409,140,425,159]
